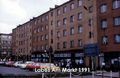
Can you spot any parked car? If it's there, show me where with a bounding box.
[19,61,35,69]
[0,61,5,65]
[26,63,41,70]
[5,61,15,67]
[40,63,61,72]
[13,61,24,67]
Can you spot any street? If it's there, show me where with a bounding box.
[0,66,119,78]
[0,66,41,76]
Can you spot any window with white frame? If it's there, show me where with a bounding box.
[57,31,60,38]
[89,18,93,26]
[113,0,120,9]
[57,20,61,26]
[78,39,82,47]
[63,29,67,37]
[70,15,75,22]
[41,26,44,31]
[41,35,44,41]
[78,0,82,6]
[70,40,74,48]
[115,34,120,43]
[70,3,75,10]
[101,19,108,28]
[63,41,67,48]
[63,6,67,13]
[70,27,74,35]
[41,46,44,50]
[102,36,108,44]
[45,34,48,40]
[78,12,82,20]
[78,26,83,33]
[114,17,120,26]
[63,18,67,25]
[100,4,107,13]
[57,9,61,15]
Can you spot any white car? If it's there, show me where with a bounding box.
[13,61,23,67]
[40,63,61,72]
[19,61,35,69]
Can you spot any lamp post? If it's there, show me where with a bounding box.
[49,46,53,78]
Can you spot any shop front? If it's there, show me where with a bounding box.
[54,49,84,68]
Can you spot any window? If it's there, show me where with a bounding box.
[70,3,75,10]
[115,34,120,43]
[57,43,60,49]
[57,20,61,27]
[63,42,67,48]
[63,18,67,25]
[51,39,53,44]
[89,6,93,13]
[63,6,67,13]
[51,21,53,25]
[41,46,44,50]
[70,27,74,35]
[78,39,82,47]
[78,12,82,20]
[70,15,74,22]
[45,25,48,30]
[78,0,82,6]
[45,45,48,50]
[63,29,67,37]
[42,17,44,22]
[78,26,83,33]
[89,18,93,26]
[102,36,108,44]
[101,19,107,28]
[51,12,53,16]
[114,17,120,26]
[51,30,53,35]
[57,9,61,15]
[45,34,48,40]
[100,4,107,13]
[41,26,44,31]
[113,0,120,9]
[89,32,93,38]
[70,40,74,48]
[57,31,60,38]
[46,15,48,20]
[41,35,44,41]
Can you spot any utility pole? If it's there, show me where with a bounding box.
[49,46,53,78]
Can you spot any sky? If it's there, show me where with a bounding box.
[0,0,69,34]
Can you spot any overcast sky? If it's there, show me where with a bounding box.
[0,0,69,33]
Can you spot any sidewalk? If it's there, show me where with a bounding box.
[95,71,119,78]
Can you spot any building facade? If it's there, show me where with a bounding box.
[48,0,98,68]
[31,12,49,62]
[12,21,32,61]
[12,0,120,69]
[97,0,120,67]
[0,33,12,61]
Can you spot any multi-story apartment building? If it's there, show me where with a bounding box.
[31,12,49,62]
[97,0,120,66]
[12,0,120,69]
[12,21,32,61]
[48,0,98,68]
[0,33,12,61]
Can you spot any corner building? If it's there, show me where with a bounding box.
[12,22,32,61]
[97,0,120,67]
